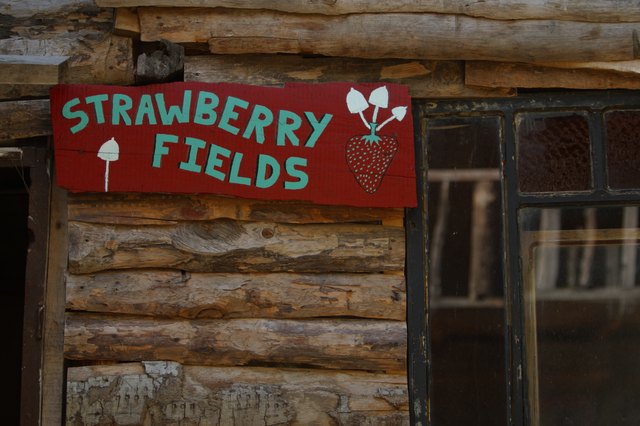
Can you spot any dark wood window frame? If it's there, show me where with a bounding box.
[406,91,640,426]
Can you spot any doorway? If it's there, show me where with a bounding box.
[0,146,50,425]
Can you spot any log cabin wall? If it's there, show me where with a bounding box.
[3,1,640,425]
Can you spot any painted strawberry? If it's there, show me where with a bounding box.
[345,86,407,194]
[346,125,399,193]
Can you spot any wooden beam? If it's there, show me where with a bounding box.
[0,55,68,85]
[67,192,404,226]
[0,99,50,141]
[41,184,68,426]
[96,0,640,22]
[0,147,23,161]
[466,61,640,89]
[185,55,514,98]
[114,7,141,38]
[64,313,407,371]
[66,362,409,424]
[0,4,135,86]
[66,270,406,320]
[67,220,405,274]
[139,8,640,62]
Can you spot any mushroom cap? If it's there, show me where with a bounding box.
[97,137,120,162]
[368,86,389,108]
[346,88,369,113]
[392,106,408,121]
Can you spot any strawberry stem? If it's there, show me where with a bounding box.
[362,122,381,143]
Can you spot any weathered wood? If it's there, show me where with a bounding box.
[466,61,640,89]
[537,60,640,74]
[0,84,52,100]
[42,184,68,426]
[135,40,184,84]
[139,8,640,62]
[67,192,404,226]
[0,147,22,161]
[114,7,141,38]
[66,362,409,425]
[0,99,51,141]
[0,55,68,85]
[64,313,407,371]
[68,220,405,273]
[0,4,134,85]
[185,55,514,98]
[95,0,640,22]
[66,270,406,320]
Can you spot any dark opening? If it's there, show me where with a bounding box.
[0,167,30,425]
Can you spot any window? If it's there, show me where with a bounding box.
[407,92,640,425]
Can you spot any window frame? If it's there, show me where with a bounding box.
[407,91,640,426]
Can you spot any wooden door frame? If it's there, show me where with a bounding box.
[0,145,51,425]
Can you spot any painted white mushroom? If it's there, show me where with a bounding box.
[368,86,389,124]
[346,87,371,130]
[97,137,119,192]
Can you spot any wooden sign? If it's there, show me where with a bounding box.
[50,82,416,207]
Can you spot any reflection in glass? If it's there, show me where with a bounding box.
[520,206,640,425]
[427,116,506,425]
[516,113,592,193]
[606,110,640,189]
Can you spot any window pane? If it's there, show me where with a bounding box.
[520,206,640,425]
[516,113,592,193]
[427,116,506,425]
[606,110,640,189]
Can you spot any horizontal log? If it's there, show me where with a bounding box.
[0,84,51,100]
[64,314,407,371]
[95,0,640,22]
[114,7,141,38]
[185,55,514,98]
[68,220,405,273]
[0,99,51,141]
[139,8,640,62]
[66,270,406,320]
[466,61,640,89]
[0,5,134,85]
[67,192,404,225]
[66,362,409,424]
[0,55,68,85]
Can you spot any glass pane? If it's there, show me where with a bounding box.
[520,206,640,425]
[516,113,592,193]
[606,110,640,189]
[426,116,506,425]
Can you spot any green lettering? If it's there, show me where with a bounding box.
[304,112,332,148]
[284,157,308,190]
[152,133,179,168]
[194,91,219,126]
[255,154,280,189]
[276,110,301,146]
[135,94,157,125]
[219,96,249,135]
[229,152,252,186]
[62,97,89,134]
[179,137,206,173]
[242,104,273,144]
[85,94,108,124]
[205,143,231,181]
[155,90,192,125]
[111,94,133,126]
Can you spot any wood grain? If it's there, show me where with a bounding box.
[67,192,404,226]
[0,55,68,85]
[66,362,409,424]
[64,313,407,371]
[185,55,514,98]
[95,0,640,22]
[0,99,51,141]
[466,61,640,89]
[67,220,405,274]
[66,270,406,320]
[0,5,134,85]
[139,8,640,62]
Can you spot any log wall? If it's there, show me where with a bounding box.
[64,194,409,423]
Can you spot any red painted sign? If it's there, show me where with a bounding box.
[50,82,416,207]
